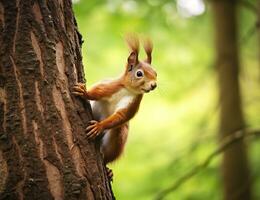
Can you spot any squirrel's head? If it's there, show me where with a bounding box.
[123,35,157,94]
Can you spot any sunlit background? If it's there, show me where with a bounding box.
[73,0,260,199]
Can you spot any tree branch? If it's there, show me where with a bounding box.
[155,129,260,200]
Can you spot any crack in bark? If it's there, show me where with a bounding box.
[13,0,20,53]
[38,0,57,42]
[10,56,27,135]
[58,0,73,40]
[56,41,68,85]
[52,135,64,165]
[11,136,25,200]
[33,120,63,200]
[31,31,44,77]
[52,85,86,177]
[56,0,65,29]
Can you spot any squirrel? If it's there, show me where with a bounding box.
[73,35,157,179]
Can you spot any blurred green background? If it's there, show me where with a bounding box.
[73,0,260,199]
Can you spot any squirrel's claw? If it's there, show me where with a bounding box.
[76,82,85,87]
[86,120,103,139]
[73,86,85,93]
[74,82,86,89]
[88,120,97,124]
[72,83,87,97]
[72,91,84,96]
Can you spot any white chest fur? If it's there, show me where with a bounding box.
[91,88,136,120]
[108,88,135,111]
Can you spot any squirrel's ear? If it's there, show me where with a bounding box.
[127,52,138,71]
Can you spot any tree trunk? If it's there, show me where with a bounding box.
[0,0,114,199]
[212,1,252,200]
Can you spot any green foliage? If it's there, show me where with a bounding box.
[73,1,260,199]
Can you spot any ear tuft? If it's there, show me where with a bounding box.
[125,33,140,54]
[143,37,153,64]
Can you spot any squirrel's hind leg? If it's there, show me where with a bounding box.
[101,124,129,164]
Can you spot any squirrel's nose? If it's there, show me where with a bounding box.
[150,83,157,90]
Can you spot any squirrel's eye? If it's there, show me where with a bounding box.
[136,70,144,78]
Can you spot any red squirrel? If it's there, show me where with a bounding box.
[73,35,157,176]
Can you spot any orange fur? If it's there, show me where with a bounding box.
[86,79,123,100]
[142,62,157,79]
[99,95,143,130]
[73,35,157,168]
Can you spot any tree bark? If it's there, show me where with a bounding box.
[212,1,252,200]
[0,0,114,199]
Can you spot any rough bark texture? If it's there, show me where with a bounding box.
[212,1,252,200]
[0,0,114,199]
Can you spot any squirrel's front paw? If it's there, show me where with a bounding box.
[86,120,104,139]
[72,83,87,97]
